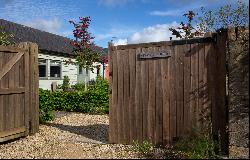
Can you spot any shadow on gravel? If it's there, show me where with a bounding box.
[44,122,109,143]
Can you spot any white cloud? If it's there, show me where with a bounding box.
[113,38,128,46]
[98,0,132,6]
[23,18,61,34]
[95,25,138,42]
[150,9,183,16]
[127,22,179,44]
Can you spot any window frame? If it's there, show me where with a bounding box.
[38,58,48,80]
[49,60,62,80]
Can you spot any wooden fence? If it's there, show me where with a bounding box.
[108,33,228,152]
[0,42,39,142]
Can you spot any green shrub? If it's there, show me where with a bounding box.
[62,75,70,91]
[39,76,109,122]
[71,83,86,91]
[172,134,219,159]
[39,89,55,123]
[132,140,153,156]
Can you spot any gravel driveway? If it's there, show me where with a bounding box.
[0,111,141,159]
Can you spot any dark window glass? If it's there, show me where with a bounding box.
[50,66,61,78]
[50,60,61,78]
[38,58,47,78]
[97,67,100,76]
[79,67,82,74]
[39,65,46,77]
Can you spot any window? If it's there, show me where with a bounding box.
[79,67,89,75]
[39,58,47,78]
[97,65,100,76]
[79,67,83,74]
[50,60,61,79]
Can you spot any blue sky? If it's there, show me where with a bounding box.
[0,0,248,48]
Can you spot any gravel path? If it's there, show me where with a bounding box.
[0,111,141,159]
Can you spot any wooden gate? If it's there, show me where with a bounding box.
[108,33,227,152]
[0,42,39,142]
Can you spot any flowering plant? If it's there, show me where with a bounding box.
[169,11,204,39]
[67,16,100,72]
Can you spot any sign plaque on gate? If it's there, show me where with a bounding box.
[138,50,171,59]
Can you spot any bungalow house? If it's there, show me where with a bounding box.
[0,19,108,90]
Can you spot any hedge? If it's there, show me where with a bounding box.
[39,76,109,122]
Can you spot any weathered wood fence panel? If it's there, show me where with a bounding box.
[0,42,39,142]
[109,33,227,151]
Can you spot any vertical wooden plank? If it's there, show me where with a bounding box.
[141,47,149,142]
[176,44,184,137]
[183,44,191,136]
[19,56,25,127]
[117,49,124,143]
[23,43,30,136]
[180,44,185,137]
[19,56,25,88]
[123,48,130,144]
[28,43,39,134]
[209,42,217,139]
[14,54,20,128]
[155,46,163,145]
[204,43,212,134]
[147,48,156,144]
[169,45,177,142]
[17,43,28,134]
[28,43,34,133]
[195,43,201,131]
[34,44,39,132]
[214,33,227,154]
[198,43,205,130]
[111,47,118,143]
[162,45,170,145]
[8,52,15,131]
[128,48,136,143]
[108,42,114,143]
[135,47,143,142]
[3,53,10,131]
[175,45,180,138]
[190,43,199,131]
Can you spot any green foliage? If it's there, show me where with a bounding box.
[68,17,101,72]
[39,77,109,122]
[169,11,202,39]
[0,26,14,46]
[50,90,108,114]
[173,134,219,159]
[39,89,55,123]
[62,75,70,91]
[198,0,249,32]
[71,82,86,91]
[132,140,153,156]
[169,0,249,39]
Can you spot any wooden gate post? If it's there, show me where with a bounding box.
[18,42,39,135]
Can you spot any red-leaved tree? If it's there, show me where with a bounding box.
[169,11,204,39]
[67,16,101,72]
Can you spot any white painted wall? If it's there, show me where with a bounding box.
[89,62,104,81]
[38,53,78,90]
[38,53,106,90]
